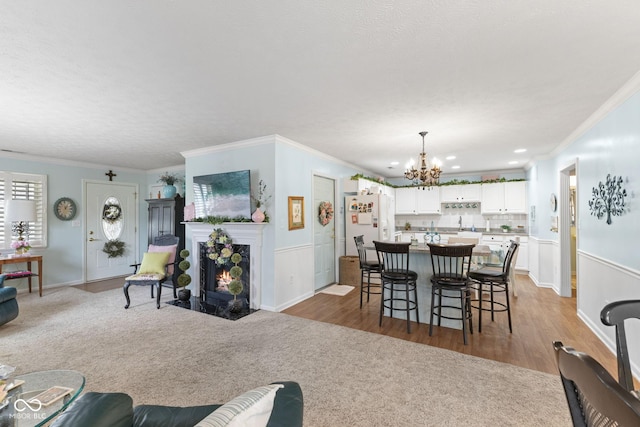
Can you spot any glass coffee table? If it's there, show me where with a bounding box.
[0,370,85,426]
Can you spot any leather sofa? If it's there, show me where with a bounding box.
[50,381,303,427]
[0,274,19,326]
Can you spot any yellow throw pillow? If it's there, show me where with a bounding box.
[138,252,171,275]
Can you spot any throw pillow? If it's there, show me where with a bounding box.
[195,384,284,427]
[148,244,177,274]
[138,252,171,275]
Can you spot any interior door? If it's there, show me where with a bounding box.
[313,175,336,290]
[85,181,138,281]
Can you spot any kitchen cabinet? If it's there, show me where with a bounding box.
[395,187,441,214]
[147,196,185,252]
[440,184,481,203]
[481,181,527,214]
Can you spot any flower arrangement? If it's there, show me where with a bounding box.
[158,172,181,186]
[11,240,31,252]
[206,228,235,266]
[318,201,334,226]
[251,179,272,208]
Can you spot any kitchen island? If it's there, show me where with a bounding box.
[368,244,491,330]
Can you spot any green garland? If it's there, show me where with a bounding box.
[102,239,126,258]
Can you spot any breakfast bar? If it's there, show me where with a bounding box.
[368,244,491,330]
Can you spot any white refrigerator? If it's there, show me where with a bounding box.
[345,194,394,256]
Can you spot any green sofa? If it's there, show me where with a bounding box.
[50,381,303,427]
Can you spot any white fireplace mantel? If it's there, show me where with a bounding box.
[184,222,266,309]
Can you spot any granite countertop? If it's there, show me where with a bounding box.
[397,227,528,234]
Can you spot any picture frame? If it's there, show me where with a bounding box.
[288,196,304,230]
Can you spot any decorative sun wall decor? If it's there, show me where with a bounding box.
[588,174,627,225]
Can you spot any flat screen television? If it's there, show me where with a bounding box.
[193,170,251,219]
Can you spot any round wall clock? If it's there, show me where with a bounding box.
[54,197,77,220]
[550,193,558,212]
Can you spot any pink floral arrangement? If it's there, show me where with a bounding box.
[11,240,31,251]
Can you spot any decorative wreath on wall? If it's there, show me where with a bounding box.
[318,201,334,226]
[206,228,235,266]
[102,202,122,224]
[102,239,126,258]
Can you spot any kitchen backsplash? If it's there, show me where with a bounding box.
[396,208,527,231]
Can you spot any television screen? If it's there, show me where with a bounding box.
[193,170,251,219]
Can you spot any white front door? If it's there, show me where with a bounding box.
[84,181,138,281]
[313,175,336,290]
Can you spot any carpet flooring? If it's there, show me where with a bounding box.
[0,286,570,426]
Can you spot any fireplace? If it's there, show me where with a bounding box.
[185,222,266,311]
[199,242,252,318]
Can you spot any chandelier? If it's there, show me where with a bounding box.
[404,131,441,187]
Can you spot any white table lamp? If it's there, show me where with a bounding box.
[5,199,37,241]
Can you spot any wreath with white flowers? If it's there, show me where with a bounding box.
[206,228,235,266]
[102,202,122,224]
[318,201,334,226]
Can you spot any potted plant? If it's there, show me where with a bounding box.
[176,249,192,301]
[158,172,182,199]
[227,252,244,312]
[404,222,412,231]
[500,225,511,233]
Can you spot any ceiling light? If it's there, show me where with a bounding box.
[514,148,527,153]
[404,131,441,188]
[451,165,460,169]
[509,161,519,165]
[446,155,456,160]
[390,161,399,166]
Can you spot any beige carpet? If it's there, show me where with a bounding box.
[0,287,570,426]
[318,284,354,296]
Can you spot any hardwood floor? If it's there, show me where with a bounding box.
[284,274,620,378]
[75,273,621,379]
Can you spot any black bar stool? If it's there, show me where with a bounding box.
[468,240,519,333]
[354,235,382,308]
[428,243,475,344]
[374,241,418,333]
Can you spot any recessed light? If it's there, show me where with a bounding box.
[509,161,519,165]
[390,161,399,166]
[451,165,460,169]
[446,155,456,160]
[514,149,527,153]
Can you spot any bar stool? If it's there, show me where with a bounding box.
[468,240,519,333]
[354,235,382,308]
[374,241,418,333]
[428,243,475,344]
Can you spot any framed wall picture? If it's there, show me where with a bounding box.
[288,196,304,230]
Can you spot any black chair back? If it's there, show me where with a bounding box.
[502,240,520,276]
[600,300,640,392]
[373,241,411,281]
[354,235,368,268]
[428,243,475,285]
[553,341,640,426]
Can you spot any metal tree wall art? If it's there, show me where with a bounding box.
[588,174,627,225]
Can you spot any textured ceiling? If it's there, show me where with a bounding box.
[2,1,640,177]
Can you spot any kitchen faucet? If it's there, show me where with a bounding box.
[458,215,462,231]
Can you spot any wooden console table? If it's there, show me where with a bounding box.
[0,254,43,296]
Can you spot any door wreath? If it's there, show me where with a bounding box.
[318,201,334,226]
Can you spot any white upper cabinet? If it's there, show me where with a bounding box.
[481,181,527,214]
[440,184,481,202]
[396,187,441,214]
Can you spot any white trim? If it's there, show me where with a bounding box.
[0,151,153,173]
